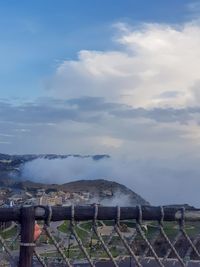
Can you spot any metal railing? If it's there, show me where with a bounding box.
[1,205,200,266]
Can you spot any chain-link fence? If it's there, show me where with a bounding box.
[1,205,200,266]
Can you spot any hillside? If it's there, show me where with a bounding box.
[0,153,149,206]
[62,179,149,205]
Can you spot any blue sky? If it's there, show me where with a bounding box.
[1,0,200,205]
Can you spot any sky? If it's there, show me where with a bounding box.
[1,0,200,205]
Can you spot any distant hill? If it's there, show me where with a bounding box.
[0,153,149,206]
[0,153,109,169]
[60,179,149,205]
[7,179,149,206]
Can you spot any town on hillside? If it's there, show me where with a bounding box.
[0,187,114,208]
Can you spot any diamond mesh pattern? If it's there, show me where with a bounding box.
[1,205,200,266]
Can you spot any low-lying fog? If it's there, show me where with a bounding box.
[21,156,200,207]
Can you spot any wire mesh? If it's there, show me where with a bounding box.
[0,222,20,266]
[1,205,200,266]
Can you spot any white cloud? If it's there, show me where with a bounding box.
[49,22,200,109]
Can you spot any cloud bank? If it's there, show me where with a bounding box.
[21,155,200,207]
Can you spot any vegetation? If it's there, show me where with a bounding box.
[0,224,18,239]
[57,220,70,233]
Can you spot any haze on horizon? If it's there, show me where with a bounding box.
[1,0,200,206]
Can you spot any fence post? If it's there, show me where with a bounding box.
[18,206,35,267]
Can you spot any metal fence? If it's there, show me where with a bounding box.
[1,205,200,267]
